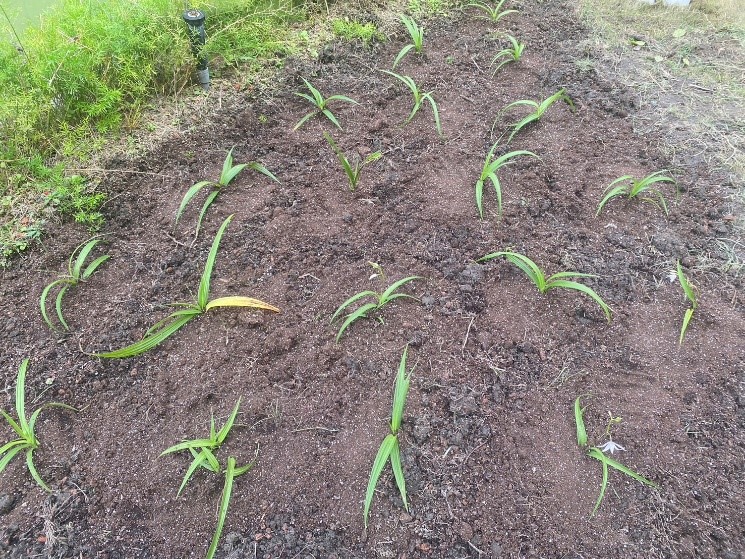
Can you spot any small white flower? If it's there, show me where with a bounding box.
[597,440,626,454]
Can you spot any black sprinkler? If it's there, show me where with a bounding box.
[183,9,209,91]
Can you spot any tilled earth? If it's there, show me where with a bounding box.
[1,2,744,558]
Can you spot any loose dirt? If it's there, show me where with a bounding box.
[1,1,743,558]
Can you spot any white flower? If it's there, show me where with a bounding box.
[597,440,625,454]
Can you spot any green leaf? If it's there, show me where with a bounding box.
[82,254,110,279]
[364,434,396,528]
[176,180,213,224]
[293,111,317,131]
[322,108,343,130]
[574,396,588,447]
[391,345,413,433]
[177,451,209,497]
[194,190,220,240]
[160,438,219,456]
[380,276,421,303]
[95,313,196,358]
[205,456,238,559]
[55,284,71,331]
[390,440,408,510]
[247,162,279,183]
[198,215,233,310]
[546,279,612,322]
[0,443,26,473]
[331,290,377,323]
[393,44,415,69]
[596,184,629,216]
[676,261,697,308]
[592,450,608,516]
[26,449,50,492]
[335,302,378,342]
[15,359,29,435]
[216,399,242,445]
[680,308,695,344]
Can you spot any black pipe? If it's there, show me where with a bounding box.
[183,9,209,90]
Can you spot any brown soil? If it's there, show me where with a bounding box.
[1,2,744,558]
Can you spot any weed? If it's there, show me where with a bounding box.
[95,215,279,358]
[1,359,76,491]
[293,78,359,131]
[331,19,380,44]
[491,34,525,75]
[39,238,109,331]
[596,171,676,216]
[477,251,611,321]
[496,89,574,143]
[676,260,698,344]
[393,15,425,69]
[175,148,278,238]
[381,70,443,136]
[331,276,421,341]
[323,133,382,191]
[475,144,539,218]
[574,396,658,516]
[364,346,413,529]
[468,0,517,23]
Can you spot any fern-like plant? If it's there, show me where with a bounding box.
[381,70,442,136]
[596,171,675,216]
[294,78,359,131]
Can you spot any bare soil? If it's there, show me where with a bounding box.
[1,2,744,558]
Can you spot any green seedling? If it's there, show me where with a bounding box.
[176,148,278,238]
[475,144,539,218]
[331,275,421,341]
[596,171,676,217]
[205,456,254,559]
[364,346,413,529]
[393,15,424,69]
[496,89,574,143]
[323,133,382,191]
[468,0,517,22]
[293,78,359,131]
[477,251,611,321]
[1,359,76,491]
[95,216,279,358]
[491,34,525,75]
[381,70,442,136]
[574,396,658,516]
[160,398,242,496]
[40,237,109,331]
[676,260,698,344]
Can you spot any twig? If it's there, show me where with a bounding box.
[66,167,175,178]
[461,315,476,356]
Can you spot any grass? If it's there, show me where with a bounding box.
[1,358,76,492]
[364,345,413,529]
[495,89,574,143]
[95,215,279,358]
[467,0,517,23]
[175,148,278,238]
[380,70,443,136]
[573,396,658,516]
[39,237,109,331]
[331,275,421,341]
[323,133,382,191]
[393,15,425,69]
[676,260,698,344]
[477,251,612,321]
[474,144,539,218]
[491,34,525,75]
[596,171,676,216]
[331,19,381,45]
[293,78,359,131]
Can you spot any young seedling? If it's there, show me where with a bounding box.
[40,237,109,331]
[491,34,525,75]
[392,15,424,69]
[95,215,279,358]
[323,132,382,191]
[596,171,676,217]
[496,89,574,143]
[205,456,254,559]
[293,78,359,131]
[477,251,611,321]
[468,0,517,22]
[364,346,413,529]
[574,396,658,516]
[474,144,539,218]
[380,70,442,136]
[176,148,278,238]
[331,275,421,341]
[1,359,76,491]
[676,260,698,344]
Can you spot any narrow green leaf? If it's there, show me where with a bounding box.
[0,409,23,438]
[547,279,612,322]
[322,108,343,130]
[331,291,377,323]
[82,254,110,279]
[293,111,317,131]
[176,181,213,224]
[15,359,29,435]
[0,443,26,473]
[380,276,421,302]
[574,396,588,447]
[26,449,51,492]
[676,261,697,307]
[390,440,408,510]
[198,215,233,310]
[216,399,242,445]
[335,302,378,342]
[95,314,196,358]
[177,452,209,497]
[55,284,71,331]
[596,184,629,216]
[205,456,238,559]
[393,44,415,69]
[247,162,279,183]
[160,438,219,456]
[364,434,396,528]
[680,308,694,344]
[591,451,608,516]
[391,346,412,433]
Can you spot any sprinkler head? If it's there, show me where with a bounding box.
[182,9,210,90]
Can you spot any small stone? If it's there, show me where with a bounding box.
[400,512,413,523]
[0,493,16,515]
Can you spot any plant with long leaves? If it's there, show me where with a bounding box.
[293,78,358,131]
[331,275,421,341]
[1,359,76,491]
[40,237,109,331]
[475,144,539,218]
[496,89,574,143]
[477,251,611,321]
[176,148,278,238]
[95,215,279,358]
[468,0,517,22]
[491,34,525,75]
[676,260,698,344]
[596,171,675,217]
[323,133,382,191]
[364,345,413,529]
[381,70,442,136]
[574,396,658,516]
[393,15,424,69]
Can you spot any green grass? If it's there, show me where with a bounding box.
[331,18,380,45]
[95,215,279,358]
[392,15,424,69]
[380,70,443,136]
[1,358,76,492]
[39,237,109,330]
[596,171,676,216]
[676,260,698,344]
[474,145,539,218]
[495,89,574,143]
[364,345,413,529]
[293,78,359,131]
